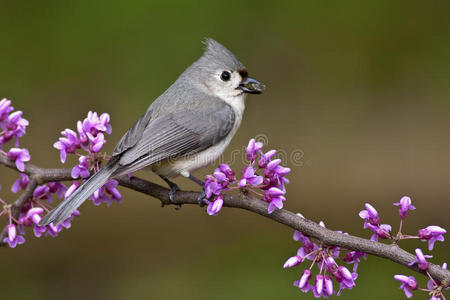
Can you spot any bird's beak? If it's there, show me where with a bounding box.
[237,77,265,94]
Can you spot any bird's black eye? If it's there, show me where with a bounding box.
[220,71,231,81]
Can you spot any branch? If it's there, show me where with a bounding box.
[1,152,449,287]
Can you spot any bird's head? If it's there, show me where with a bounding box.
[189,38,265,99]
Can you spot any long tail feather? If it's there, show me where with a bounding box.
[39,163,118,226]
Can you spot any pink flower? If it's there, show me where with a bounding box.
[11,173,30,193]
[393,196,416,218]
[408,248,432,270]
[239,166,263,188]
[418,226,446,250]
[205,195,224,216]
[7,148,30,172]
[394,275,417,298]
[246,138,263,161]
[3,224,25,248]
[359,203,380,227]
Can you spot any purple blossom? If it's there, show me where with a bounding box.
[286,228,361,297]
[91,179,122,206]
[33,185,52,203]
[59,210,80,230]
[264,187,286,214]
[343,251,366,272]
[283,252,303,268]
[46,222,63,237]
[87,132,106,153]
[203,138,289,216]
[47,182,67,199]
[65,181,80,199]
[393,196,416,218]
[246,138,263,161]
[258,149,277,168]
[295,269,312,292]
[20,207,46,237]
[293,231,319,261]
[336,266,357,295]
[7,148,30,172]
[20,207,43,226]
[408,248,432,270]
[293,230,304,241]
[264,159,283,178]
[215,164,235,184]
[11,173,30,193]
[71,156,91,179]
[77,120,89,146]
[313,274,324,298]
[205,195,224,216]
[394,275,418,298]
[418,226,446,250]
[359,203,380,227]
[81,111,112,136]
[239,166,263,188]
[324,256,338,274]
[261,159,290,193]
[46,210,80,237]
[54,129,80,163]
[3,224,25,248]
[0,98,14,121]
[323,275,334,297]
[204,175,223,199]
[53,111,111,163]
[1,110,29,146]
[366,223,392,241]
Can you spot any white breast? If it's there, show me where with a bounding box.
[153,94,245,178]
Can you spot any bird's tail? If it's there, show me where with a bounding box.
[39,162,119,226]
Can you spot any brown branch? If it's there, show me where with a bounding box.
[0,152,449,287]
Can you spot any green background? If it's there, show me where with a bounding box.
[1,1,449,299]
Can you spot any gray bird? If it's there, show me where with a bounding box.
[39,38,264,226]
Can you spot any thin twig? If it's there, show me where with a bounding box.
[0,152,449,287]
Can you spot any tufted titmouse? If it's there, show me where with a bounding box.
[40,38,264,226]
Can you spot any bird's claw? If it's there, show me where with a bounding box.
[197,188,206,207]
[168,184,182,209]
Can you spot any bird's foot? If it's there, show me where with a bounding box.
[187,175,206,207]
[197,188,206,207]
[160,176,182,209]
[169,184,182,209]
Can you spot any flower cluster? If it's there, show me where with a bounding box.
[54,111,121,206]
[359,196,447,299]
[0,98,29,148]
[0,99,82,247]
[359,203,392,241]
[1,175,81,247]
[203,138,290,215]
[0,98,30,171]
[283,221,364,297]
[0,102,117,248]
[394,261,449,299]
[202,164,235,215]
[283,195,447,299]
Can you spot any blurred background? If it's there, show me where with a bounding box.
[1,1,449,299]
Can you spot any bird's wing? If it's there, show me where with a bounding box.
[111,108,153,157]
[114,99,235,174]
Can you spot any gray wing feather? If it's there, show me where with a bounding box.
[114,99,235,175]
[39,161,119,226]
[112,108,153,156]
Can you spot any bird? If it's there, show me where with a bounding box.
[39,38,264,226]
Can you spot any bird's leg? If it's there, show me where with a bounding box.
[159,175,181,209]
[188,175,206,207]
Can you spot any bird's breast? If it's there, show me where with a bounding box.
[152,94,245,178]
